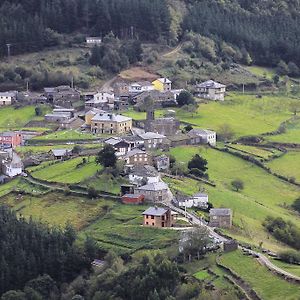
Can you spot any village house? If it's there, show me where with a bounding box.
[51,149,73,160]
[86,37,102,45]
[44,86,80,107]
[17,92,48,105]
[1,150,23,178]
[153,154,170,171]
[152,78,172,92]
[142,206,175,227]
[45,108,75,123]
[91,113,132,134]
[85,108,106,126]
[196,80,226,101]
[138,132,168,150]
[129,165,160,186]
[0,132,22,148]
[209,208,232,228]
[177,193,208,209]
[85,91,115,111]
[121,193,145,205]
[129,81,154,94]
[134,181,173,202]
[187,129,217,146]
[113,82,129,97]
[167,133,192,147]
[122,148,151,166]
[105,137,132,156]
[132,90,175,108]
[0,91,17,106]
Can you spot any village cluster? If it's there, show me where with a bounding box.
[0,76,232,231]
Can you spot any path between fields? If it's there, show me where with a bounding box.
[162,43,182,57]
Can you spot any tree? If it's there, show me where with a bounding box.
[184,124,193,132]
[72,145,82,155]
[177,91,195,107]
[217,123,235,141]
[231,179,244,192]
[292,197,300,213]
[288,62,300,77]
[96,145,117,168]
[87,186,98,199]
[1,290,26,300]
[272,74,280,85]
[276,60,289,76]
[34,106,42,116]
[188,154,207,177]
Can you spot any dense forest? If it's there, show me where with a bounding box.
[1,0,300,68]
[0,205,93,296]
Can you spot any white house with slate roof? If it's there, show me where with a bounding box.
[138,132,168,150]
[0,91,17,106]
[187,129,216,146]
[196,80,226,101]
[134,181,173,202]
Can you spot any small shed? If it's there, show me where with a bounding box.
[121,194,144,204]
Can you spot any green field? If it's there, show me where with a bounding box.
[219,251,300,300]
[266,117,300,144]
[245,66,276,79]
[166,146,300,251]
[79,202,178,254]
[266,150,300,182]
[271,259,300,277]
[27,157,101,184]
[0,105,49,130]
[227,144,279,159]
[33,130,99,141]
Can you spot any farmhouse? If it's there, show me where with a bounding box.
[121,194,144,205]
[132,90,175,107]
[0,91,17,106]
[51,149,73,160]
[44,86,80,107]
[85,91,115,111]
[113,82,129,97]
[153,154,170,171]
[0,132,22,148]
[177,193,208,209]
[196,80,226,101]
[105,137,132,156]
[91,113,132,134]
[134,181,173,202]
[187,129,217,146]
[85,108,106,126]
[129,165,160,186]
[209,208,232,228]
[142,206,174,227]
[138,132,168,150]
[129,81,154,94]
[152,78,172,92]
[45,108,75,123]
[123,148,151,166]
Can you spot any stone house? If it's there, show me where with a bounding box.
[113,82,129,97]
[44,86,80,107]
[129,81,154,94]
[51,149,73,160]
[167,133,191,147]
[196,80,226,101]
[85,108,106,126]
[85,91,115,111]
[45,108,75,123]
[132,90,175,107]
[123,148,151,166]
[105,137,132,156]
[142,206,174,227]
[0,91,17,106]
[134,181,173,202]
[129,165,160,186]
[177,193,208,209]
[153,154,170,171]
[209,208,232,228]
[187,129,216,146]
[91,113,132,134]
[138,132,168,150]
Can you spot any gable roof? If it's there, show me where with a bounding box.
[51,149,72,157]
[139,132,166,140]
[142,206,168,216]
[156,77,171,84]
[92,113,132,123]
[197,80,226,89]
[188,129,216,136]
[210,208,231,216]
[124,148,147,158]
[136,181,168,191]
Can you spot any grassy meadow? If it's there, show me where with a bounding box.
[266,150,300,182]
[33,129,99,141]
[27,157,101,184]
[227,144,280,159]
[166,145,300,251]
[219,250,300,300]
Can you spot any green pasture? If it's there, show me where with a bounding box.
[27,156,101,184]
[266,150,300,182]
[270,259,300,277]
[33,130,98,141]
[219,250,300,300]
[166,146,300,251]
[227,144,279,159]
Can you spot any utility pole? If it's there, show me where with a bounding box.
[242,83,245,94]
[71,76,74,89]
[130,26,134,39]
[6,44,11,61]
[26,81,29,92]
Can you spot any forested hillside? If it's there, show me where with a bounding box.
[1,0,300,68]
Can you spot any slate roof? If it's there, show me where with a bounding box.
[0,91,16,97]
[194,193,208,198]
[139,132,166,140]
[188,129,216,136]
[124,148,147,158]
[131,165,158,177]
[142,206,168,216]
[209,208,231,216]
[51,149,72,157]
[92,113,132,123]
[136,181,169,191]
[197,80,226,89]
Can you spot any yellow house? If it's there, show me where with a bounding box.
[152,78,172,92]
[85,108,105,126]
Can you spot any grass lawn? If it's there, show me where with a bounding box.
[266,150,300,182]
[219,250,300,300]
[27,157,101,184]
[79,202,179,254]
[166,146,300,251]
[0,105,48,130]
[33,130,99,141]
[245,66,276,79]
[271,259,300,277]
[266,117,300,144]
[227,144,279,159]
[0,192,111,230]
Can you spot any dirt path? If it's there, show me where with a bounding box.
[162,43,182,58]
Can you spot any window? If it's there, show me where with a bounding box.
[162,216,165,221]
[146,215,148,219]
[152,223,154,226]
[146,222,148,225]
[151,216,154,219]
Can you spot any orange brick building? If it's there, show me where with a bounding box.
[142,206,174,228]
[0,132,22,148]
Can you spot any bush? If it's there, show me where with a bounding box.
[279,250,300,264]
[87,187,98,199]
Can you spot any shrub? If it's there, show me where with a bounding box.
[279,250,300,264]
